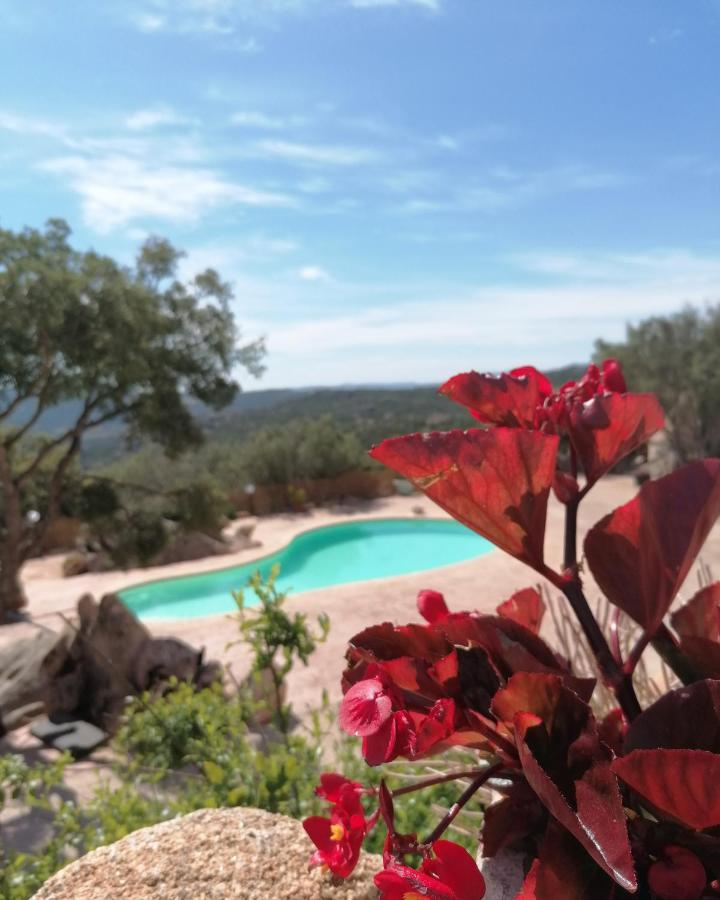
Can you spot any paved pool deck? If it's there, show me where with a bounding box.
[5,475,720,718]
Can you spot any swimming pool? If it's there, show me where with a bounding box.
[119,518,493,620]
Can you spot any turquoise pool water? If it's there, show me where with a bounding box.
[120,518,493,620]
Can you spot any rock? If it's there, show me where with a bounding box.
[0,593,222,735]
[480,849,526,899]
[0,627,72,735]
[152,531,229,566]
[33,806,381,900]
[63,551,90,577]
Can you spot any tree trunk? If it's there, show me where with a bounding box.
[0,453,28,622]
[0,550,26,621]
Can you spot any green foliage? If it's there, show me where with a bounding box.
[0,219,264,614]
[230,566,329,734]
[596,304,720,460]
[239,416,366,485]
[109,509,168,567]
[173,478,227,537]
[0,572,457,896]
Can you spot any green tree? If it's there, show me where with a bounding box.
[0,220,264,620]
[596,304,720,462]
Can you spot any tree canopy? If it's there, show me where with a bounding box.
[596,304,720,462]
[0,219,264,619]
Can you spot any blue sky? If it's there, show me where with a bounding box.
[1,1,719,389]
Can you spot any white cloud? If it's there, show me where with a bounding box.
[255,139,380,166]
[397,164,629,214]
[39,155,294,232]
[298,265,331,282]
[350,0,440,9]
[236,246,720,388]
[125,106,193,130]
[230,110,304,130]
[0,111,68,141]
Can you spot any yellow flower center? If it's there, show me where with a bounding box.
[329,823,345,842]
[403,894,424,900]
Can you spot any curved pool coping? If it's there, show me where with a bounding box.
[119,515,494,616]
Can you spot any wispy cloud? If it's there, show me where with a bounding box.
[298,264,332,282]
[350,0,440,9]
[39,155,294,232]
[396,164,629,214]
[125,106,194,130]
[124,0,440,35]
[230,110,305,130]
[255,139,381,166]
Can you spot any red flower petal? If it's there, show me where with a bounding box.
[417,589,450,623]
[370,428,559,571]
[425,840,486,900]
[339,677,393,737]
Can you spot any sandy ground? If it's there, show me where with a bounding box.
[2,477,719,852]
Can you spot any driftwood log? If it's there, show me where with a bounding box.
[0,593,221,735]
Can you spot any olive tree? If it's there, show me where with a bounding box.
[0,219,264,620]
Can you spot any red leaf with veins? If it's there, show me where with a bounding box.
[613,749,720,830]
[492,673,635,892]
[569,392,664,487]
[439,367,551,428]
[497,587,545,634]
[369,428,559,571]
[584,460,720,632]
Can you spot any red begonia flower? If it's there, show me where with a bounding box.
[417,589,450,623]
[315,773,365,805]
[304,783,369,879]
[375,840,486,899]
[340,676,395,737]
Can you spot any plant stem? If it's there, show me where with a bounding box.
[391,768,486,798]
[422,763,503,846]
[650,624,700,686]
[560,494,642,722]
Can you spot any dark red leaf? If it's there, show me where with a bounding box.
[648,845,706,900]
[624,679,720,754]
[439,367,551,428]
[584,460,720,632]
[598,708,627,756]
[481,780,545,857]
[492,674,635,891]
[613,749,720,830]
[497,587,545,634]
[516,821,629,900]
[672,582,720,641]
[369,428,559,571]
[568,392,664,486]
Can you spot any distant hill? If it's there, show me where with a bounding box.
[5,364,587,467]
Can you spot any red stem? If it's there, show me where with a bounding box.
[559,490,642,722]
[391,768,486,798]
[422,763,504,846]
